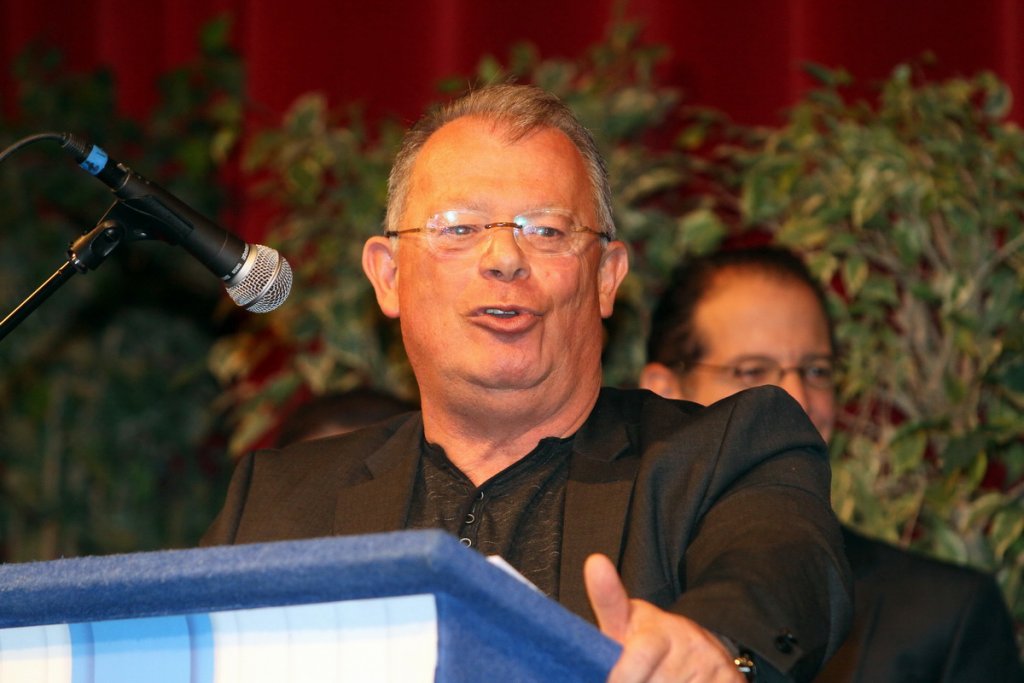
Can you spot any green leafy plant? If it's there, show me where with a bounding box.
[738,63,1024,633]
[0,17,244,560]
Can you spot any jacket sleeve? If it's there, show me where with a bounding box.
[661,387,853,681]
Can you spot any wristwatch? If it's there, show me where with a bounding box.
[733,651,756,681]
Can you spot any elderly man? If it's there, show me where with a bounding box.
[204,84,852,682]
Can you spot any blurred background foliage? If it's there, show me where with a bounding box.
[0,17,242,560]
[0,16,1020,648]
[734,61,1024,632]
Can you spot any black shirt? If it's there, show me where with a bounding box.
[406,435,572,598]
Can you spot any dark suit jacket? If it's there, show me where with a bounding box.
[203,386,853,681]
[817,527,1023,682]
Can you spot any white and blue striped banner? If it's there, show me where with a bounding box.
[0,594,437,683]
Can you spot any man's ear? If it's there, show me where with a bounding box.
[639,362,684,400]
[598,241,629,318]
[362,236,400,319]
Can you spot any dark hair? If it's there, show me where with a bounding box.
[276,387,417,447]
[646,245,835,369]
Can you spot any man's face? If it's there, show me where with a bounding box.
[365,116,627,408]
[644,269,837,441]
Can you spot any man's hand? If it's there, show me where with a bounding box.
[584,553,744,683]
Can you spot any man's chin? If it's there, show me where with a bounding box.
[457,360,553,395]
[472,370,547,393]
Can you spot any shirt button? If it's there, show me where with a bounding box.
[459,537,472,547]
[464,513,476,525]
[476,490,485,500]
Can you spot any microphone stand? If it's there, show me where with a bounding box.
[0,201,155,343]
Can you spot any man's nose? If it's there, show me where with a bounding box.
[479,225,530,281]
[777,370,811,413]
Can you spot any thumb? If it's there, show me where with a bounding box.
[584,553,631,642]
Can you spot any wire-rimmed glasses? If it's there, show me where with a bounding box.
[384,208,611,256]
[689,355,837,390]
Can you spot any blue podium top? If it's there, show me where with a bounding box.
[0,529,619,681]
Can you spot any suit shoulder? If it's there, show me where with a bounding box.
[602,384,813,420]
[843,527,1004,604]
[724,384,824,431]
[598,386,702,420]
[599,384,822,438]
[252,411,419,479]
[838,527,1022,680]
[281,412,411,451]
[683,385,826,455]
[595,386,826,465]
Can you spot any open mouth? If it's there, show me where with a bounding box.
[484,308,519,318]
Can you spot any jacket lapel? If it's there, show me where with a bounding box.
[558,391,639,621]
[332,413,423,536]
[329,393,641,623]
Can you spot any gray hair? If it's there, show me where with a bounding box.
[384,83,615,238]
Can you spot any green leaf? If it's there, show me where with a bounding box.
[990,506,1024,561]
[841,254,869,298]
[889,429,927,476]
[776,216,830,248]
[932,524,970,563]
[982,80,1013,119]
[802,62,852,88]
[677,209,727,254]
[199,14,232,52]
[476,54,505,84]
[942,431,988,473]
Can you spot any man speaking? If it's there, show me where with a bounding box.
[203,84,852,682]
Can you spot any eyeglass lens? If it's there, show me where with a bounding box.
[729,357,835,389]
[424,210,592,254]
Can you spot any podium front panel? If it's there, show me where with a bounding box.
[0,530,619,681]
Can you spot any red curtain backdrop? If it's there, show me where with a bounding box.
[3,0,1022,235]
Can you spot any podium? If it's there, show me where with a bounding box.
[0,530,619,681]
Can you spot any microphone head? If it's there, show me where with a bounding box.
[225,244,293,313]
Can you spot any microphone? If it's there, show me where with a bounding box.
[58,133,292,313]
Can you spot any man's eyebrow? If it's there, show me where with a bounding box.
[723,353,834,363]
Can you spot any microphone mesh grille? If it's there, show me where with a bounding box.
[225,245,293,313]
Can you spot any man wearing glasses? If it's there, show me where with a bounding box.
[641,245,1022,682]
[205,85,852,682]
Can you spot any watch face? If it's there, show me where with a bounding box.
[734,653,756,681]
